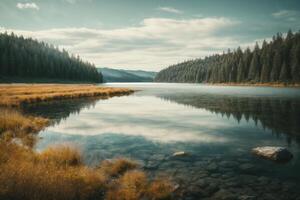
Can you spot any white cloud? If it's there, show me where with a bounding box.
[272,10,299,21]
[157,6,183,14]
[0,17,241,71]
[16,2,39,10]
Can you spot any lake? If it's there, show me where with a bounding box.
[27,83,300,199]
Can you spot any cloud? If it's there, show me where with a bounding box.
[16,2,39,10]
[157,6,183,14]
[272,10,299,21]
[0,17,241,71]
[64,0,77,4]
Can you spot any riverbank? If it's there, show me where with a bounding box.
[0,84,174,200]
[0,84,134,106]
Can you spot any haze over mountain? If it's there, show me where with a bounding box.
[98,67,156,82]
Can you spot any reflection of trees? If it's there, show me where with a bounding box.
[159,94,300,142]
[21,97,100,124]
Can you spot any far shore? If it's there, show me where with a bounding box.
[204,82,300,88]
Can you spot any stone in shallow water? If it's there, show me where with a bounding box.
[207,162,218,171]
[252,146,293,162]
[212,189,236,200]
[239,163,255,172]
[172,151,188,157]
[238,195,257,200]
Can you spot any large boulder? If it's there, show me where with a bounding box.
[252,146,293,162]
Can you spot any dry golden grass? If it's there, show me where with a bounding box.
[0,84,134,106]
[148,179,174,200]
[0,143,107,200]
[39,145,82,167]
[0,108,49,147]
[100,158,140,177]
[0,142,174,200]
[106,170,148,200]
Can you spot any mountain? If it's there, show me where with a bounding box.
[155,30,300,84]
[0,32,102,83]
[98,67,157,82]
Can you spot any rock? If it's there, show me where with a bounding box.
[145,160,158,169]
[252,146,293,162]
[219,161,238,168]
[172,151,188,157]
[239,163,255,172]
[238,195,257,200]
[212,189,236,200]
[207,163,218,171]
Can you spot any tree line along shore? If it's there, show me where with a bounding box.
[0,32,102,83]
[155,30,300,85]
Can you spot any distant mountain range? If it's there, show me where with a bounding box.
[98,67,157,82]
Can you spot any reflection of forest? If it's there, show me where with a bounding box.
[159,94,300,141]
[21,97,100,124]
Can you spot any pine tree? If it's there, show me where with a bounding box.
[237,58,244,82]
[290,43,300,82]
[248,48,259,81]
[270,49,282,82]
[279,62,288,82]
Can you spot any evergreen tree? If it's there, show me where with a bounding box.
[0,32,102,83]
[279,62,288,82]
[155,30,300,84]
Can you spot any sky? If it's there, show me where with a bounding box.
[1,0,300,71]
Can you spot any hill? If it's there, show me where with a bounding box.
[0,32,102,83]
[155,30,300,85]
[98,67,157,82]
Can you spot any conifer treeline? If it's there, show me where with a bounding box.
[0,32,102,82]
[155,30,300,84]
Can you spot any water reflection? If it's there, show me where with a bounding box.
[158,93,300,144]
[31,83,300,199]
[38,96,230,143]
[22,97,98,124]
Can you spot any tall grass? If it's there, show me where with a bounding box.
[0,142,174,200]
[0,84,134,106]
[0,108,49,147]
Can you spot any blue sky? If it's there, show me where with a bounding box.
[1,0,300,71]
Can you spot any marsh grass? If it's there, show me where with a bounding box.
[0,108,49,147]
[0,142,174,200]
[0,84,134,106]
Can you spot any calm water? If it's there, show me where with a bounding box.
[27,83,300,199]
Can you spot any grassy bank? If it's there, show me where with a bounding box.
[0,84,174,200]
[0,142,173,200]
[0,84,134,106]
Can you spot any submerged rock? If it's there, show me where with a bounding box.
[252,146,293,162]
[239,163,255,172]
[207,163,218,171]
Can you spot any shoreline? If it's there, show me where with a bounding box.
[204,82,300,88]
[0,84,134,106]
